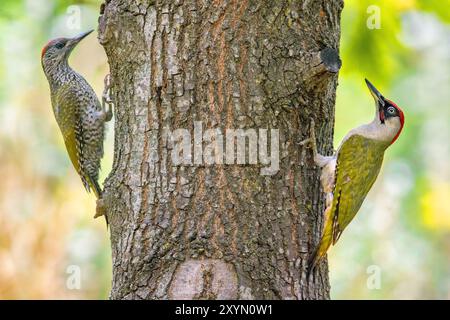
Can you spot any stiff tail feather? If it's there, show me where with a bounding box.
[89,177,102,199]
[306,233,333,278]
[307,203,336,278]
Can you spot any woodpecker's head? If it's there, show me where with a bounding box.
[41,30,93,75]
[365,79,405,145]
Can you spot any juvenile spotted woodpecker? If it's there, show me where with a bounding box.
[41,30,113,219]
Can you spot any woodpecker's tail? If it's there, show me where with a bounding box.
[306,246,320,278]
[80,174,102,198]
[90,178,103,199]
[307,204,336,278]
[306,233,333,278]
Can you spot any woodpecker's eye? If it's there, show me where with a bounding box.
[387,106,396,114]
[55,42,65,49]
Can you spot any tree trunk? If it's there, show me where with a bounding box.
[98,0,343,300]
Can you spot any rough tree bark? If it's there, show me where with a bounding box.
[98,0,343,300]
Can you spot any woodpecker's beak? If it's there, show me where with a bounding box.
[365,78,385,107]
[67,29,94,49]
[365,78,387,123]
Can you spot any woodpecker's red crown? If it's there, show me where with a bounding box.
[41,30,93,63]
[365,78,405,145]
[41,38,65,59]
[385,99,404,145]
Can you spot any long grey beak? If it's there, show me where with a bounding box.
[365,78,385,106]
[67,29,94,48]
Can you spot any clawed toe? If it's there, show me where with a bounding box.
[102,74,114,122]
[298,138,311,146]
[298,119,316,147]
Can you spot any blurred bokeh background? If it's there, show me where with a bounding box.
[0,0,448,299]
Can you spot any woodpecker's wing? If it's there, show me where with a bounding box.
[54,82,102,198]
[57,99,92,194]
[308,134,387,270]
[330,134,386,243]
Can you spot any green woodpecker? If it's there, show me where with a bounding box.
[41,30,112,218]
[302,79,405,273]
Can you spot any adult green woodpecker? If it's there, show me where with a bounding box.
[302,79,405,273]
[41,30,112,219]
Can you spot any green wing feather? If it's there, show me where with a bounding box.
[309,134,387,270]
[332,135,386,241]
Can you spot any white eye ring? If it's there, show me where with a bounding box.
[387,106,395,114]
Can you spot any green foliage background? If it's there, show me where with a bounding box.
[0,0,448,299]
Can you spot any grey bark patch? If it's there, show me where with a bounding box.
[169,259,238,300]
[319,48,342,73]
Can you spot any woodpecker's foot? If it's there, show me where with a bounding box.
[102,74,114,122]
[298,119,316,148]
[298,138,311,146]
[299,119,332,168]
[309,118,316,145]
[102,74,113,103]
